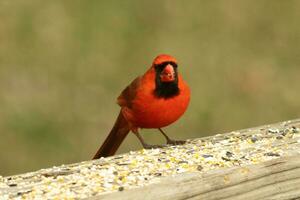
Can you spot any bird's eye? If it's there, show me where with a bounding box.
[171,63,178,68]
[165,62,177,69]
[154,64,165,71]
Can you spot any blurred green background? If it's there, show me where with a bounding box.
[1,0,300,176]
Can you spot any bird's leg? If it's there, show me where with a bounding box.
[132,129,166,149]
[158,128,186,145]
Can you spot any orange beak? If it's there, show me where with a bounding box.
[160,64,175,82]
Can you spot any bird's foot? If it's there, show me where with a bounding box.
[167,139,186,145]
[143,144,167,149]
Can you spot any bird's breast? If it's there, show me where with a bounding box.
[130,80,190,128]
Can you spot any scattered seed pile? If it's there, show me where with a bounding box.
[1,120,300,199]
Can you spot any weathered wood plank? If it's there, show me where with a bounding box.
[95,155,300,200]
[1,119,300,199]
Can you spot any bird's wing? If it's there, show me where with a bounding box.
[117,76,142,108]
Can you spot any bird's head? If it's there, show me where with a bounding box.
[152,54,178,83]
[152,54,180,98]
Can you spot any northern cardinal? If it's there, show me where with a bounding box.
[93,54,190,159]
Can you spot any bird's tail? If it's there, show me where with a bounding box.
[93,111,130,159]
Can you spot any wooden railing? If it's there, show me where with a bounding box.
[1,119,300,199]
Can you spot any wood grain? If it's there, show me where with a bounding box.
[96,155,300,200]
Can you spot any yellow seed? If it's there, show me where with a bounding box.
[224,175,230,184]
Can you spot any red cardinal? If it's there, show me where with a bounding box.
[93,54,190,159]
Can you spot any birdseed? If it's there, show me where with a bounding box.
[0,120,300,199]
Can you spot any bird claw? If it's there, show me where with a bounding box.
[167,139,186,145]
[143,144,167,149]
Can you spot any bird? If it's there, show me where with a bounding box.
[93,54,190,159]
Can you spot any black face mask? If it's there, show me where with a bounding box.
[154,62,180,98]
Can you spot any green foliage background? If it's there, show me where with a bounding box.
[1,0,300,176]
